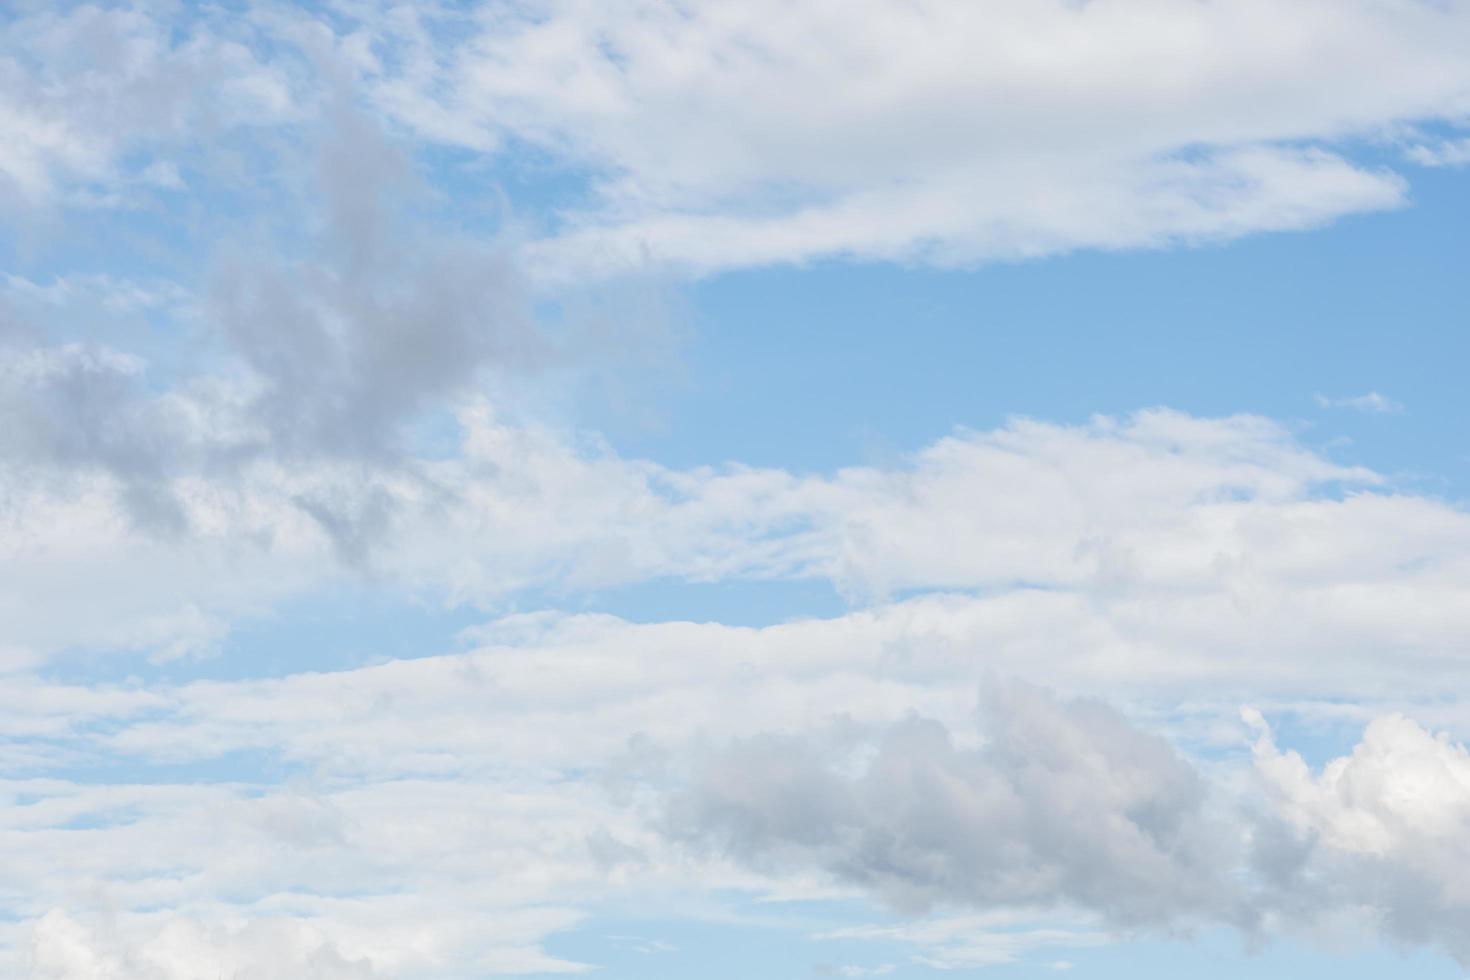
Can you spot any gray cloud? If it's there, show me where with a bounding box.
[0,328,198,533]
[663,680,1254,932]
[210,100,543,463]
[0,88,543,552]
[661,684,1470,964]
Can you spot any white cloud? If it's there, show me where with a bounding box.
[7,4,1470,974]
[1406,137,1470,167]
[0,4,297,209]
[344,0,1470,276]
[8,405,1470,696]
[820,913,1105,971]
[1313,391,1405,414]
[3,566,1470,973]
[1249,710,1470,962]
[12,658,1470,973]
[815,962,896,977]
[28,910,381,980]
[2,2,1465,272]
[0,777,606,978]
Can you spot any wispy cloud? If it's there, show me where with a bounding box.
[1406,137,1470,167]
[1314,391,1405,414]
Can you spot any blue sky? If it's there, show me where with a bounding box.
[4,2,1470,978]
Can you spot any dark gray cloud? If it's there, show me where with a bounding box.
[663,681,1256,932]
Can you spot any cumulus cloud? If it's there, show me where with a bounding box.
[663,681,1249,930]
[1249,710,1470,964]
[10,656,1470,974]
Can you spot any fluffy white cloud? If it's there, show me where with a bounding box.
[1250,710,1470,963]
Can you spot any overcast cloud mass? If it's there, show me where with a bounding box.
[3,2,1470,978]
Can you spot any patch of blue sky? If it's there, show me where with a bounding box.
[578,576,850,628]
[417,137,609,240]
[609,164,1468,496]
[42,586,485,685]
[538,897,1467,980]
[41,573,849,690]
[2,742,293,788]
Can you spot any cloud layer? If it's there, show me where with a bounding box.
[351,0,1470,275]
[7,2,1470,277]
[6,3,1470,977]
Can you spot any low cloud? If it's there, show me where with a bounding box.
[662,688,1470,966]
[663,681,1250,931]
[1250,709,1470,964]
[29,911,381,980]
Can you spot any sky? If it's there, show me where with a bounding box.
[2,1,1470,977]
